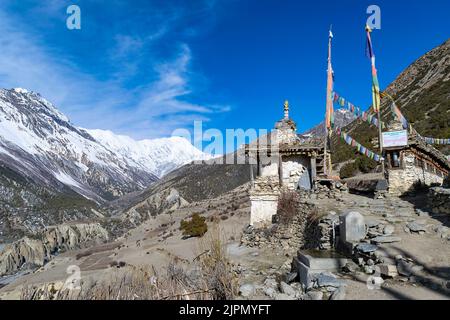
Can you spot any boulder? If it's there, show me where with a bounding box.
[275,293,296,300]
[330,286,346,300]
[342,261,359,273]
[263,277,277,288]
[239,284,256,298]
[406,221,427,233]
[279,282,296,297]
[304,290,323,300]
[378,264,398,278]
[284,272,298,284]
[383,225,395,235]
[263,287,277,298]
[396,261,414,277]
[366,219,382,228]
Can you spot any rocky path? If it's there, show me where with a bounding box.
[235,189,450,300]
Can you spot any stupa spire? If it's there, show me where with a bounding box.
[284,100,289,120]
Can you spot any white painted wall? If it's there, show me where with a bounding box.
[261,162,279,177]
[250,194,279,226]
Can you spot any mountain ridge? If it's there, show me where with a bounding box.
[0,88,210,240]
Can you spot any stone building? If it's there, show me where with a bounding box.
[245,101,325,226]
[384,120,450,195]
[385,136,450,195]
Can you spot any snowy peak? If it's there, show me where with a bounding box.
[87,129,211,178]
[301,108,357,138]
[0,88,210,202]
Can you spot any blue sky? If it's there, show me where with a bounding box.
[0,0,448,143]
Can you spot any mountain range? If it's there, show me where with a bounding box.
[0,38,448,241]
[0,88,209,240]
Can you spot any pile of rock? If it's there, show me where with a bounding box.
[428,187,450,215]
[352,242,391,275]
[305,272,347,300]
[317,211,339,250]
[241,197,320,252]
[239,271,346,300]
[363,218,402,244]
[356,252,427,282]
[308,181,348,200]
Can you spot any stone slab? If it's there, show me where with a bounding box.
[297,251,348,270]
[339,211,366,243]
[371,236,402,244]
[293,258,324,289]
[356,243,378,253]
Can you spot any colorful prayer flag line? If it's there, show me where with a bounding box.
[331,92,385,129]
[422,137,450,145]
[334,127,383,162]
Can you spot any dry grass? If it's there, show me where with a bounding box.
[277,191,299,225]
[196,224,238,300]
[21,225,238,300]
[20,264,213,300]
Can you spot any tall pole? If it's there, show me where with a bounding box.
[366,25,385,177]
[377,99,385,176]
[324,26,334,177]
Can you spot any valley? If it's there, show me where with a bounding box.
[0,35,449,301]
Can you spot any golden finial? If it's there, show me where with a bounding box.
[284,100,289,120]
[365,25,372,33]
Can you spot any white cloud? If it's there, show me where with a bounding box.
[0,5,230,140]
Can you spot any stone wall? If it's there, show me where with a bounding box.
[428,187,450,215]
[388,152,444,196]
[242,191,322,253]
[282,157,307,190]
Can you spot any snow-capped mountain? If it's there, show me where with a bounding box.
[0,88,209,203]
[300,108,357,138]
[87,129,211,178]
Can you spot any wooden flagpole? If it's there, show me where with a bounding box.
[366,25,386,177]
[324,26,334,177]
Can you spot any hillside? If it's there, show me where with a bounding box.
[109,153,255,219]
[331,38,450,168]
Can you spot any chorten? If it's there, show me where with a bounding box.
[274,100,298,145]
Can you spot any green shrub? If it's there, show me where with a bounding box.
[355,156,377,173]
[340,162,358,179]
[180,213,208,238]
